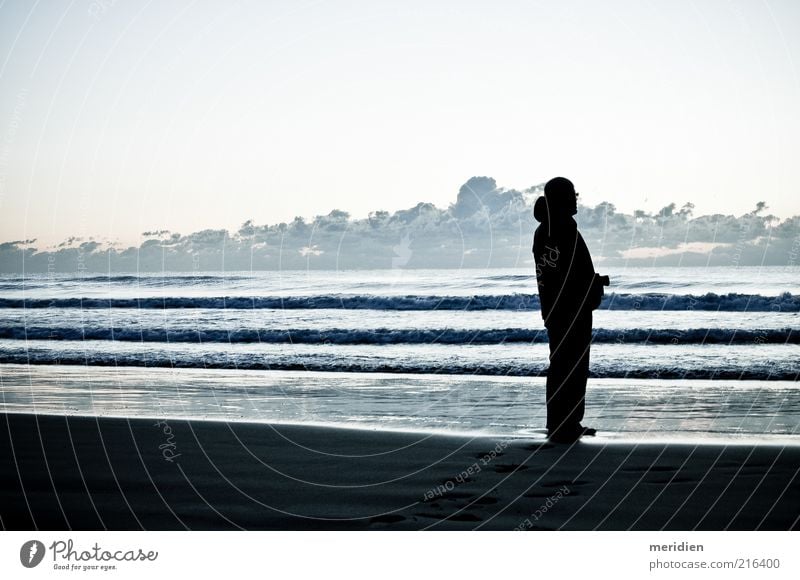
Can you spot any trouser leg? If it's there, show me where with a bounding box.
[545,316,592,432]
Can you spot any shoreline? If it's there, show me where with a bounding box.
[1,356,796,381]
[2,363,798,441]
[2,409,799,447]
[1,413,798,530]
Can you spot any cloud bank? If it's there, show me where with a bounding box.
[2,177,798,273]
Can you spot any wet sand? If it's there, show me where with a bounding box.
[1,413,798,530]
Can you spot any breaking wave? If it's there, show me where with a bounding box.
[0,292,797,311]
[0,326,795,345]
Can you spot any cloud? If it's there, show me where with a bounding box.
[2,179,798,272]
[620,242,730,260]
[299,245,323,257]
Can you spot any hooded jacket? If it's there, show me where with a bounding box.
[532,196,597,328]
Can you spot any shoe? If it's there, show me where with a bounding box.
[547,427,581,444]
[547,424,597,443]
[547,431,580,444]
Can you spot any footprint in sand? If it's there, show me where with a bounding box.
[525,479,588,497]
[442,495,497,505]
[475,451,505,460]
[540,479,589,487]
[494,463,530,473]
[430,492,499,506]
[425,490,473,503]
[620,465,695,485]
[369,514,407,525]
[641,476,694,485]
[524,443,556,451]
[437,476,472,487]
[471,496,499,505]
[621,465,678,473]
[525,489,569,498]
[415,511,483,523]
[422,492,500,520]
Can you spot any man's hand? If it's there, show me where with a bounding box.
[589,274,610,310]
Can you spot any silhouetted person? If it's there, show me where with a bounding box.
[533,177,608,443]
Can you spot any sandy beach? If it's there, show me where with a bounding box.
[0,412,797,530]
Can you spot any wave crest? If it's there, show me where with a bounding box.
[0,292,797,312]
[0,326,795,345]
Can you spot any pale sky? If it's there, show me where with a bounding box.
[1,0,799,248]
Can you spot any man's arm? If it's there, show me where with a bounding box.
[533,230,571,326]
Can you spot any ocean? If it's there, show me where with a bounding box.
[0,266,798,440]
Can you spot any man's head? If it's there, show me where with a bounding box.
[544,177,578,217]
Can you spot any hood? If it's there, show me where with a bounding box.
[534,195,576,233]
[533,196,549,223]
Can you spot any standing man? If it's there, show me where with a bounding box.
[532,177,607,443]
